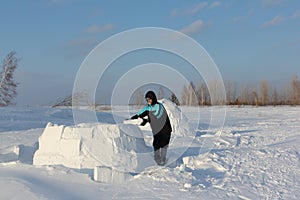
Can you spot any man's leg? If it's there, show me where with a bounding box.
[153,134,161,165]
[154,148,161,165]
[160,145,168,165]
[158,133,171,166]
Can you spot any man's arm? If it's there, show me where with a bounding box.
[131,105,150,119]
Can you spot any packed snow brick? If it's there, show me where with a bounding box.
[160,99,194,137]
[33,122,149,172]
[94,166,132,183]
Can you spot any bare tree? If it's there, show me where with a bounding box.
[53,94,73,107]
[188,81,197,106]
[181,82,198,106]
[225,80,231,105]
[271,86,278,106]
[0,51,19,107]
[54,91,94,109]
[231,81,237,105]
[196,82,210,106]
[225,80,237,105]
[239,84,250,105]
[181,85,189,105]
[260,80,269,106]
[291,76,300,105]
[252,89,259,106]
[208,79,226,105]
[133,89,144,106]
[279,87,287,105]
[157,86,164,99]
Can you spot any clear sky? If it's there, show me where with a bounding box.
[1,0,300,105]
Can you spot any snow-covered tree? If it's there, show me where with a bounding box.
[0,51,18,107]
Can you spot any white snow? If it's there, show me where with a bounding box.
[94,166,132,183]
[0,104,300,199]
[33,99,194,182]
[33,122,149,172]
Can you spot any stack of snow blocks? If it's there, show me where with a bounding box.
[33,122,148,183]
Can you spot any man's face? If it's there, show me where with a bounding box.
[146,98,152,105]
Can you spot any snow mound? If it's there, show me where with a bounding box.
[182,155,227,172]
[33,122,150,172]
[0,146,19,163]
[160,99,194,137]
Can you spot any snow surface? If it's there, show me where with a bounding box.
[0,105,300,199]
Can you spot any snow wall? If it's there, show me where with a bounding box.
[33,122,150,172]
[33,99,194,174]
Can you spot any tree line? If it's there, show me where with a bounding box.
[54,76,300,108]
[180,77,300,106]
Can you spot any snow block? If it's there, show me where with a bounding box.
[94,166,132,183]
[160,99,194,137]
[33,122,149,172]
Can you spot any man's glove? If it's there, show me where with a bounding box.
[140,118,148,126]
[131,114,139,120]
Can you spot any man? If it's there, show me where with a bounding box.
[131,91,172,166]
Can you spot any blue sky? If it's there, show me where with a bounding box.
[1,0,300,105]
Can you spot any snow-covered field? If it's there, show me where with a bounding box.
[0,105,299,200]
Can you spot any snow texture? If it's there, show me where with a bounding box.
[94,166,132,183]
[0,104,300,199]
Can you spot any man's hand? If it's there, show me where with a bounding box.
[140,118,148,126]
[130,115,139,120]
